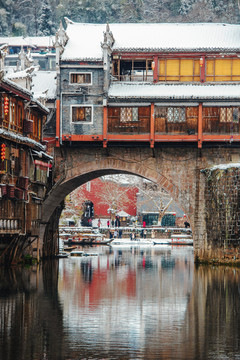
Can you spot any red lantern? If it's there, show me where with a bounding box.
[1,144,6,161]
[4,97,9,115]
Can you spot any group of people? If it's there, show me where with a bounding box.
[109,228,122,239]
[107,216,121,228]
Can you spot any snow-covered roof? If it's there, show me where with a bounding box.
[62,22,240,61]
[1,77,49,113]
[108,82,240,101]
[117,210,130,217]
[0,36,54,48]
[62,23,105,61]
[0,128,45,151]
[31,71,56,100]
[6,66,36,80]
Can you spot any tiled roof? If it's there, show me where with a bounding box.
[108,82,240,101]
[62,22,240,61]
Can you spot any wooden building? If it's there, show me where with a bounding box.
[53,22,240,149]
[0,75,51,263]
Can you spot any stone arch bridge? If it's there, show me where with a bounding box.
[41,145,240,263]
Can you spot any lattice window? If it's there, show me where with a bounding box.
[167,108,174,122]
[120,107,138,122]
[72,106,92,122]
[167,107,186,123]
[220,108,239,123]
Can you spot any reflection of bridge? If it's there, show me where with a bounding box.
[1,250,239,359]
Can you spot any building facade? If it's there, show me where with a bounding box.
[0,74,51,263]
[54,22,240,149]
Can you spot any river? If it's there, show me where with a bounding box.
[0,245,239,360]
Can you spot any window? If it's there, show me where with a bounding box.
[70,73,92,84]
[220,108,239,123]
[120,108,138,122]
[159,58,200,82]
[112,59,153,81]
[167,107,186,123]
[206,59,240,82]
[72,106,92,122]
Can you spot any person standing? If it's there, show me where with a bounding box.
[98,219,101,228]
[114,229,118,238]
[143,229,147,239]
[107,220,110,228]
[143,220,146,228]
[151,229,155,239]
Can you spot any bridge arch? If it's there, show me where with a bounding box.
[41,145,216,258]
[42,158,184,226]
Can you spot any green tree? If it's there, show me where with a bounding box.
[38,0,56,35]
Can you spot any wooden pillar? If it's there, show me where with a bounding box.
[200,56,205,83]
[103,106,108,148]
[153,55,158,83]
[198,103,203,148]
[56,99,60,147]
[150,103,155,148]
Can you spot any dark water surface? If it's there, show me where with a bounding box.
[0,245,240,360]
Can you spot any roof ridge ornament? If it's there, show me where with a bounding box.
[104,22,115,48]
[55,21,69,48]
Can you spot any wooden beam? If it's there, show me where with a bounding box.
[150,103,155,148]
[61,133,240,143]
[153,55,158,83]
[198,103,203,148]
[200,56,205,83]
[56,99,60,147]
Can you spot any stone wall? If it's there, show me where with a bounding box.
[195,165,240,265]
[61,65,104,135]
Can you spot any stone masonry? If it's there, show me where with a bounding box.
[41,144,240,264]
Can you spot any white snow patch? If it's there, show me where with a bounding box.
[31,71,56,99]
[208,163,240,171]
[108,82,240,100]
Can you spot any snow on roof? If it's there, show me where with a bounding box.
[31,71,56,100]
[62,22,240,61]
[2,77,49,113]
[62,23,105,61]
[0,128,45,151]
[202,163,240,172]
[111,23,240,52]
[108,82,240,101]
[117,210,130,217]
[6,66,36,80]
[0,36,54,48]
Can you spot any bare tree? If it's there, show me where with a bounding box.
[136,180,173,224]
[98,177,134,221]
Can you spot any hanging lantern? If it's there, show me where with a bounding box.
[199,57,204,67]
[0,144,6,161]
[151,61,155,70]
[4,97,9,115]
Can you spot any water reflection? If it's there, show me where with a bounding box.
[0,246,239,360]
